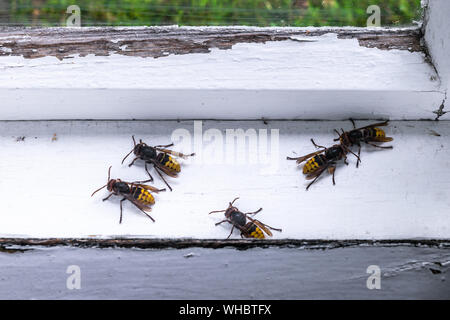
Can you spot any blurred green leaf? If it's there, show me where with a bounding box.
[6,0,422,27]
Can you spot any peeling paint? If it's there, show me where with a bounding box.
[0,238,449,251]
[433,92,448,120]
[424,0,450,113]
[0,26,425,61]
[0,245,30,253]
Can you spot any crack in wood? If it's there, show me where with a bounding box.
[337,31,423,52]
[0,245,30,253]
[433,92,448,120]
[0,27,424,60]
[0,238,448,251]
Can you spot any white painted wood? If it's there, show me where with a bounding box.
[0,30,444,120]
[424,0,450,112]
[0,120,448,239]
[0,246,448,299]
[0,88,442,121]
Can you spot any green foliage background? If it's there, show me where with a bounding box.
[8,0,422,27]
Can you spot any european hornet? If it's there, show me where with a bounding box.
[287,139,360,190]
[122,136,195,191]
[334,120,393,167]
[91,166,165,223]
[209,198,282,239]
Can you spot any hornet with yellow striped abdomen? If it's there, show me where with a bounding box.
[122,136,195,191]
[209,198,282,239]
[334,119,393,167]
[287,139,360,190]
[91,166,165,223]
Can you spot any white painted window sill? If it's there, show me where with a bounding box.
[0,26,448,241]
[0,120,448,240]
[0,26,446,120]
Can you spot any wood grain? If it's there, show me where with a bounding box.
[0,26,424,60]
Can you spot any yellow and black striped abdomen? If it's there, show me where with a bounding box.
[133,187,155,205]
[303,155,325,174]
[247,223,265,239]
[374,128,386,138]
[158,154,181,172]
[368,127,392,142]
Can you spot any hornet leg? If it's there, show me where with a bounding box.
[366,141,393,149]
[119,198,126,224]
[229,197,240,206]
[356,144,361,168]
[132,178,153,184]
[245,208,262,215]
[328,166,337,185]
[140,210,155,222]
[226,225,235,239]
[215,219,229,226]
[127,200,155,222]
[102,193,113,201]
[261,222,282,232]
[144,163,154,182]
[311,139,326,149]
[209,209,226,215]
[154,165,173,192]
[306,169,326,191]
[154,143,174,148]
[348,149,361,161]
[128,157,139,167]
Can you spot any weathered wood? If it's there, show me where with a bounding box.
[0,26,424,60]
[1,246,449,299]
[424,0,450,117]
[0,27,442,120]
[0,238,449,251]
